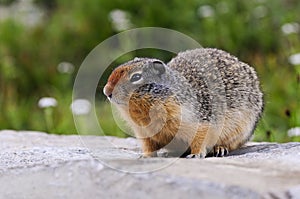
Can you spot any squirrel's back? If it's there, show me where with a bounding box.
[168,48,263,118]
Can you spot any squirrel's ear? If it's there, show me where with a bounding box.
[152,61,166,75]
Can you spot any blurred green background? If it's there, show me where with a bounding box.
[0,0,299,142]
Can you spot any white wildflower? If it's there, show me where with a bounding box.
[57,62,75,74]
[38,97,58,108]
[70,99,92,115]
[109,9,132,31]
[253,5,268,19]
[0,0,44,27]
[288,53,300,65]
[287,127,300,137]
[281,22,300,35]
[197,5,215,18]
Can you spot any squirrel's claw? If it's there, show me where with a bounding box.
[213,146,229,157]
[186,153,206,159]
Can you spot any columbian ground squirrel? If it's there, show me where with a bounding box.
[103,48,264,158]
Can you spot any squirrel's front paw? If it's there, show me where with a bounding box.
[139,151,158,158]
[213,146,229,157]
[186,153,206,159]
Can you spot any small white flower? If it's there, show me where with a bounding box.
[38,97,58,108]
[253,5,268,19]
[288,53,300,65]
[70,99,92,115]
[197,5,215,18]
[281,22,300,35]
[109,9,132,31]
[57,62,75,74]
[287,127,300,137]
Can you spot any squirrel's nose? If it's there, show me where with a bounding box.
[103,84,113,99]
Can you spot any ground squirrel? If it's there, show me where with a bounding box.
[103,48,263,158]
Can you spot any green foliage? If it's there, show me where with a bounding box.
[0,0,299,142]
[0,0,15,5]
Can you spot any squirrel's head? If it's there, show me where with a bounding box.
[103,58,167,105]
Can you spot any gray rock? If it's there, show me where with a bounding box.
[0,130,300,199]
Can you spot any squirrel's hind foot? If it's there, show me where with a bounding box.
[211,146,229,157]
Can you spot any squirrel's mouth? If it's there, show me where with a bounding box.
[107,95,128,106]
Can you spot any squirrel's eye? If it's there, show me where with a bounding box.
[130,73,142,83]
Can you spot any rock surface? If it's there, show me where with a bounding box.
[0,130,300,199]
